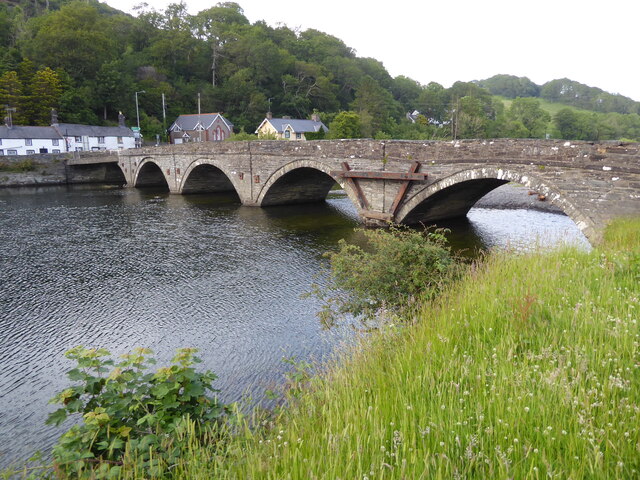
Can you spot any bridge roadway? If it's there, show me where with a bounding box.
[71,138,640,244]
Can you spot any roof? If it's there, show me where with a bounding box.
[169,113,234,132]
[256,117,328,134]
[55,123,134,137]
[0,125,63,139]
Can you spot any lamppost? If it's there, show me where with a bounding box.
[135,90,146,130]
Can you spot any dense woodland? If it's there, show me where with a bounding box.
[1,0,640,142]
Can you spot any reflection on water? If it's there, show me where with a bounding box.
[440,208,591,256]
[0,186,587,467]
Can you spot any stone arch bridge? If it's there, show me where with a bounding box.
[73,139,640,244]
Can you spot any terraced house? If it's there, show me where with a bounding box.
[0,112,135,155]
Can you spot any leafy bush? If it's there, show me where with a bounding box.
[46,347,230,479]
[310,226,460,326]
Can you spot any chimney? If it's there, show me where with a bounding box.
[311,113,320,122]
[266,111,273,120]
[118,111,126,127]
[51,108,58,126]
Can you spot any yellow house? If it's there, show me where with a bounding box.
[255,112,328,140]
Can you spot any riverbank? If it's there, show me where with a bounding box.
[170,217,638,479]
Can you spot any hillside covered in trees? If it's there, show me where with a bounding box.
[1,0,639,142]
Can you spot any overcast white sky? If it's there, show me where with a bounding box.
[104,0,640,101]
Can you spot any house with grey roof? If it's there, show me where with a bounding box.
[54,112,135,151]
[0,125,64,156]
[168,113,234,144]
[255,113,328,140]
[0,111,135,155]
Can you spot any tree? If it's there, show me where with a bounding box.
[328,111,361,139]
[504,97,550,138]
[25,67,62,125]
[477,74,540,98]
[192,2,249,86]
[350,76,401,137]
[553,108,595,140]
[391,75,423,112]
[23,2,116,81]
[454,96,491,139]
[416,82,450,126]
[0,70,26,124]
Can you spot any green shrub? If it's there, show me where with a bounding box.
[310,226,460,326]
[46,346,230,479]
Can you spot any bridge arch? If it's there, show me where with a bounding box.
[179,158,242,200]
[395,167,597,241]
[256,159,361,209]
[134,158,169,190]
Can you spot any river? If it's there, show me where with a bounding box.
[0,185,588,468]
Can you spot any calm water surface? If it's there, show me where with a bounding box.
[0,185,588,467]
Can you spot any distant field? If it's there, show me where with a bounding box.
[494,95,593,117]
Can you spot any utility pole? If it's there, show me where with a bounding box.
[134,91,145,148]
[162,93,167,143]
[198,92,202,142]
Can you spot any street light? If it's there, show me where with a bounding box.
[135,90,146,130]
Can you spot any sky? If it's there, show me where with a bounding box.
[104,0,640,102]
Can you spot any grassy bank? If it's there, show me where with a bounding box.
[178,218,638,479]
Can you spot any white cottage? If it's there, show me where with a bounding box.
[0,125,64,156]
[0,111,136,155]
[54,113,135,151]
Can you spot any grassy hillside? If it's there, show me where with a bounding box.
[497,95,594,117]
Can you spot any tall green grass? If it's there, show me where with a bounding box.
[190,218,638,479]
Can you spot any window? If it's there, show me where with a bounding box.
[0,138,2,145]
[98,136,105,144]
[7,149,17,155]
[117,136,123,144]
[92,147,100,151]
[284,130,291,139]
[52,139,59,146]
[0,149,3,155]
[25,139,32,146]
[26,149,35,154]
[75,147,83,151]
[52,149,60,154]
[296,133,302,139]
[75,136,81,143]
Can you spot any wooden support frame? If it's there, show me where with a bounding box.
[389,161,422,219]
[340,162,370,210]
[334,161,427,223]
